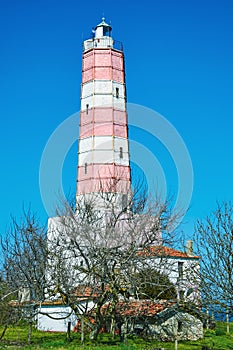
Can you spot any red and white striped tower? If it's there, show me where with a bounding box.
[77,18,131,208]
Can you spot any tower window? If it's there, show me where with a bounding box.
[178,262,184,278]
[122,194,127,211]
[86,104,89,114]
[84,163,87,174]
[119,147,123,159]
[116,87,119,98]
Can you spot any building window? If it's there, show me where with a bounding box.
[178,321,183,333]
[116,87,119,98]
[179,290,185,301]
[86,104,89,114]
[119,147,123,159]
[84,163,87,174]
[178,261,184,279]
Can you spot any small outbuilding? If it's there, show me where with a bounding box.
[110,300,203,341]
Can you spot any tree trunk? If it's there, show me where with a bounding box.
[206,308,209,330]
[28,321,32,344]
[89,324,102,341]
[66,321,71,342]
[0,325,7,340]
[226,307,229,334]
[89,296,106,341]
[110,316,115,339]
[81,318,84,345]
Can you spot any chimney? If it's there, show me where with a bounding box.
[186,240,193,256]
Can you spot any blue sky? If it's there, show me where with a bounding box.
[0,0,233,238]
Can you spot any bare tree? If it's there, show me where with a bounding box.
[0,186,196,343]
[1,209,47,302]
[0,276,21,339]
[45,186,183,341]
[1,209,47,342]
[194,201,233,320]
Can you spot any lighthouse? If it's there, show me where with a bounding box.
[41,19,201,333]
[77,18,131,209]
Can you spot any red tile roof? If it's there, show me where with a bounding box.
[102,300,176,317]
[138,245,199,259]
[75,285,110,298]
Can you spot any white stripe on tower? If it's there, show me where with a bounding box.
[77,18,131,207]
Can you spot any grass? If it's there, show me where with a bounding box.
[0,322,232,349]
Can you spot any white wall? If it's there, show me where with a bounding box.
[37,299,96,332]
[83,37,114,51]
[142,255,200,302]
[36,305,77,332]
[78,136,130,166]
[81,81,126,111]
